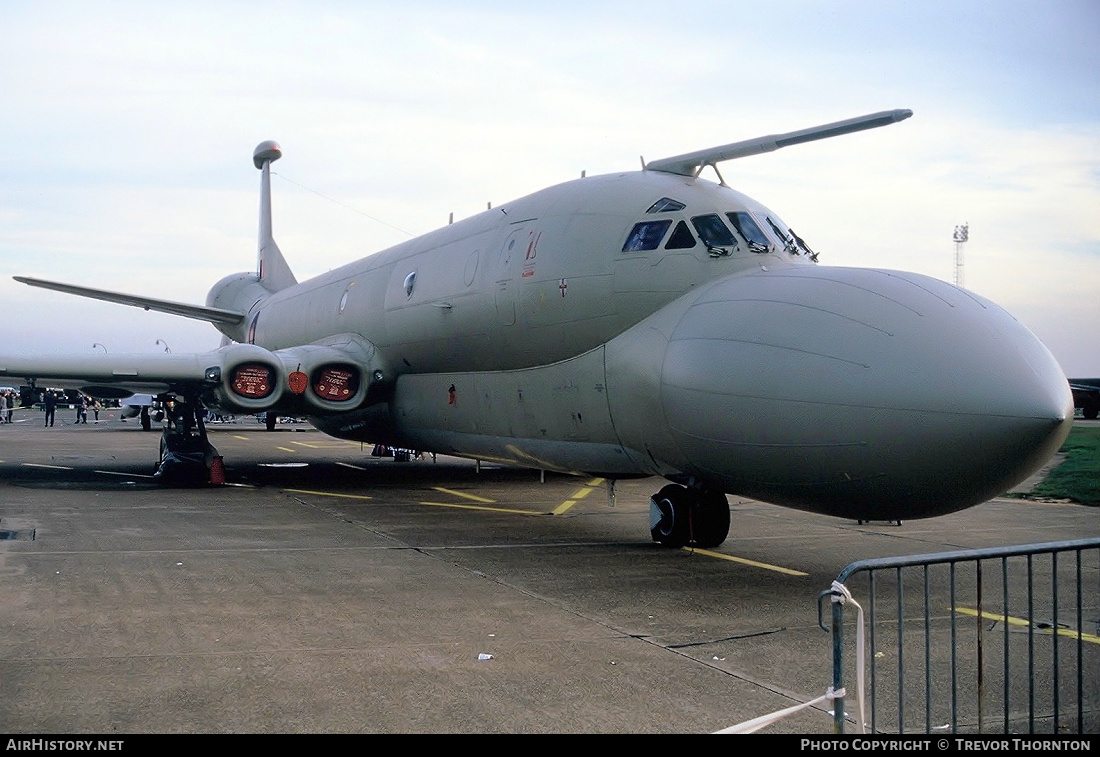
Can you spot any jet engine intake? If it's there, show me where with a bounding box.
[311,365,361,402]
[231,362,277,400]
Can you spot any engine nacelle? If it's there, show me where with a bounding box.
[203,336,391,417]
[204,344,287,414]
[272,344,369,413]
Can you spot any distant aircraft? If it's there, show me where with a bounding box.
[119,393,157,430]
[1069,379,1100,419]
[2,110,1073,547]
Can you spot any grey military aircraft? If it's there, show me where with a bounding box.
[2,110,1074,548]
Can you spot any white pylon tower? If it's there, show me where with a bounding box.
[953,223,969,287]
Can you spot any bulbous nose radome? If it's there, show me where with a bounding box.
[658,267,1072,519]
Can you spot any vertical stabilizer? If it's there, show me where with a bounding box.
[253,141,298,293]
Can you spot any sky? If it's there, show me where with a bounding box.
[2,0,1098,375]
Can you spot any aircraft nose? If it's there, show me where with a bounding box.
[658,267,1073,518]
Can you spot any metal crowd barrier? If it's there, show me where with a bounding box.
[821,538,1100,734]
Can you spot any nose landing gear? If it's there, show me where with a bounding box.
[649,484,730,548]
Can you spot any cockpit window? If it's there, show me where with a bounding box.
[646,197,686,213]
[664,220,697,250]
[789,227,816,259]
[763,214,815,257]
[690,214,737,248]
[622,219,672,252]
[764,216,798,255]
[727,212,771,253]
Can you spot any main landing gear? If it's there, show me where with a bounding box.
[154,395,218,485]
[649,483,730,549]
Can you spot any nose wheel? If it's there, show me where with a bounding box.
[649,484,730,548]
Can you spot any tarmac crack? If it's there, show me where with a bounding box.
[664,627,785,649]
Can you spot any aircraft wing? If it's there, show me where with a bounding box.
[14,276,245,326]
[2,335,385,417]
[1068,378,1100,393]
[645,109,913,176]
[0,350,222,398]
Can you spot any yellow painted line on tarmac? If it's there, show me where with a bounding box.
[553,499,579,515]
[23,463,73,470]
[336,461,369,471]
[419,501,543,516]
[686,548,809,576]
[552,477,604,515]
[956,607,1100,645]
[276,446,296,453]
[432,487,496,504]
[292,440,361,449]
[233,435,249,440]
[285,489,373,501]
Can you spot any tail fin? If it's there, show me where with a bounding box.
[253,141,298,293]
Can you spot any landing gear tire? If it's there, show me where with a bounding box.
[650,485,691,548]
[649,485,731,548]
[693,490,730,549]
[265,412,277,431]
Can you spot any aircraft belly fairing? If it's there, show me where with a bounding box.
[382,345,630,473]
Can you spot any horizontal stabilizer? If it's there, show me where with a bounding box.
[645,109,913,177]
[14,276,246,326]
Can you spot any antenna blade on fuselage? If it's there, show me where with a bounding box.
[645,109,913,177]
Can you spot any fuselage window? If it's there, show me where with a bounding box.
[665,220,697,250]
[646,197,687,213]
[690,214,737,247]
[622,219,672,252]
[727,212,771,253]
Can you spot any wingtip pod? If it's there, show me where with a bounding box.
[253,141,282,170]
[646,108,914,177]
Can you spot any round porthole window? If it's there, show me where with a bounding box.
[403,271,416,298]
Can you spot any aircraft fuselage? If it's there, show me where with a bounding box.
[205,169,1073,521]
